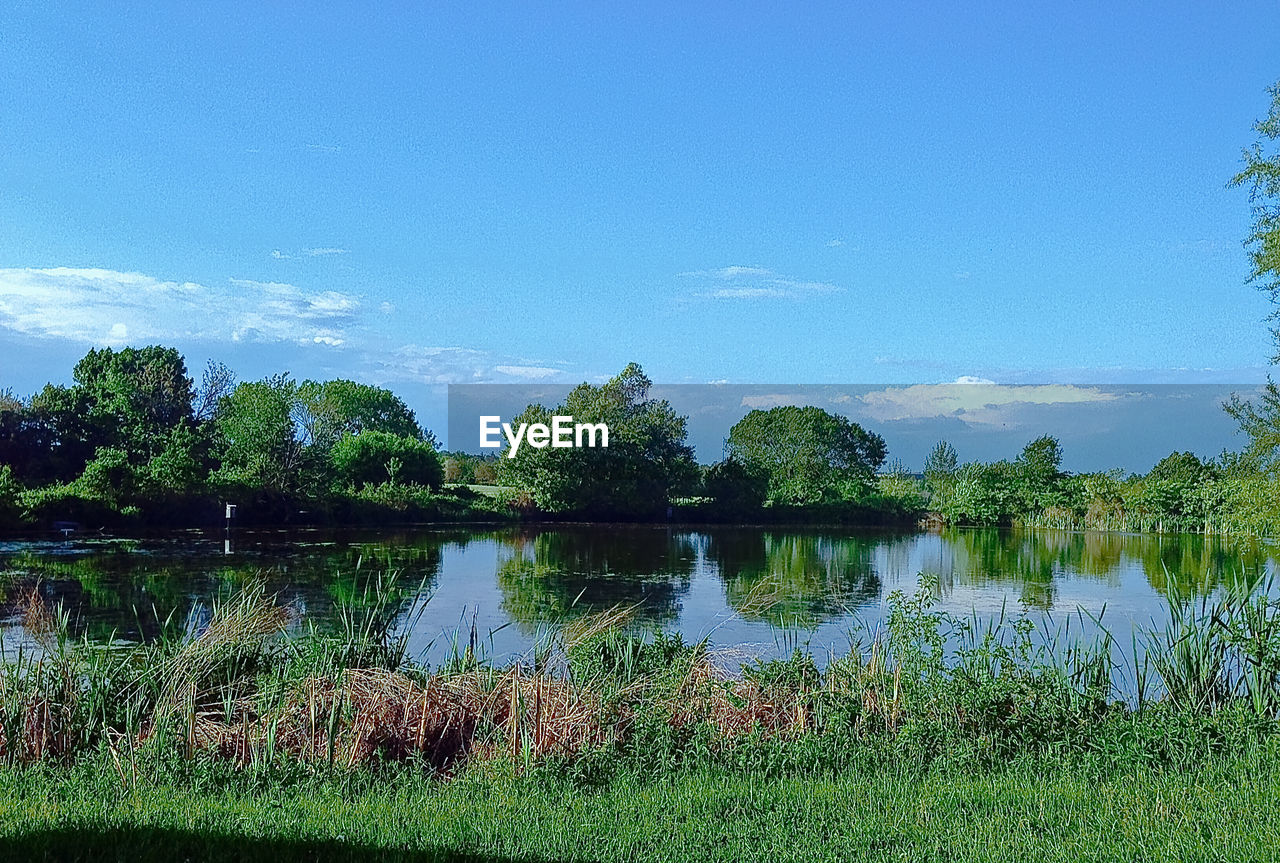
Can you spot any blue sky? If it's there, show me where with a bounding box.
[1,2,1278,447]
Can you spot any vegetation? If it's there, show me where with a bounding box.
[920,434,1280,535]
[0,348,504,529]
[495,363,697,518]
[5,752,1280,861]
[1231,80,1280,359]
[5,577,1280,858]
[723,405,887,506]
[4,348,1280,535]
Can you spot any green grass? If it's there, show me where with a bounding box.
[2,753,1280,862]
[465,483,512,498]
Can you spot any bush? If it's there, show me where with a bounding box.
[331,431,443,489]
[0,465,23,529]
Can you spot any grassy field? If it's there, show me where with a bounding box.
[4,753,1280,862]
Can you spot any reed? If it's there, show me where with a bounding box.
[3,573,1280,781]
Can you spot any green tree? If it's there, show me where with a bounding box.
[1226,380,1280,472]
[923,440,958,509]
[1015,435,1065,513]
[295,379,432,449]
[68,346,195,458]
[725,406,886,505]
[0,465,24,528]
[497,363,696,516]
[330,431,443,489]
[211,375,312,501]
[0,389,56,483]
[1230,81,1280,359]
[701,457,769,515]
[943,461,1021,526]
[25,346,197,481]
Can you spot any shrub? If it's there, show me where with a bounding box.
[331,431,443,489]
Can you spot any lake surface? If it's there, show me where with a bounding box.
[2,526,1277,670]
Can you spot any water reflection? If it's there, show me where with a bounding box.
[1,527,1277,657]
[494,527,695,631]
[706,530,881,626]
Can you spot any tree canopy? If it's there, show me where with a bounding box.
[1231,81,1280,359]
[497,363,696,516]
[725,406,887,505]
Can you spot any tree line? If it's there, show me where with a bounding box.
[0,345,490,528]
[2,348,1280,535]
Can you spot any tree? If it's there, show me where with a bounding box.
[330,431,443,489]
[1230,82,1280,359]
[725,406,886,505]
[1138,451,1216,526]
[1226,380,1280,472]
[497,363,696,516]
[24,346,197,482]
[194,360,236,422]
[211,375,311,500]
[69,346,195,459]
[923,440,958,509]
[702,457,769,514]
[1015,435,1065,513]
[944,461,1020,525]
[295,379,431,450]
[0,389,56,484]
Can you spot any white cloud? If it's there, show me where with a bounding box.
[682,265,843,301]
[271,247,350,260]
[371,346,574,385]
[826,239,844,247]
[858,380,1120,425]
[706,288,790,299]
[0,267,584,388]
[0,267,360,348]
[492,365,563,380]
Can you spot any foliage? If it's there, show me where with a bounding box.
[330,431,442,489]
[725,406,887,505]
[0,464,22,528]
[7,577,1280,800]
[923,440,958,510]
[700,458,769,515]
[1227,379,1280,472]
[873,461,926,516]
[497,363,697,517]
[1014,435,1064,513]
[295,379,431,450]
[441,451,502,485]
[1230,81,1280,359]
[210,375,315,504]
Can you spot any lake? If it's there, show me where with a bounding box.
[2,526,1277,671]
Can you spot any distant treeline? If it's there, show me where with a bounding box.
[0,345,502,529]
[2,349,1279,534]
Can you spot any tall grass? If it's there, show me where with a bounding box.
[2,573,1280,782]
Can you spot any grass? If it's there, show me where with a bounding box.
[6,573,1280,859]
[3,753,1280,862]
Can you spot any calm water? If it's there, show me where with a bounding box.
[2,526,1277,669]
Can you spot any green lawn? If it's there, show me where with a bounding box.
[465,484,512,498]
[3,757,1279,862]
